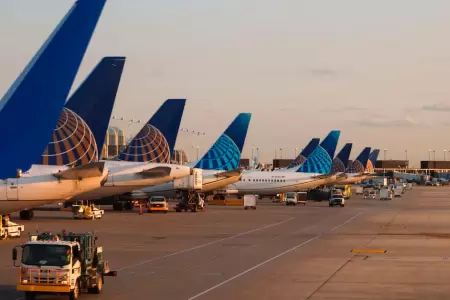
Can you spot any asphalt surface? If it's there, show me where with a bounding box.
[2,186,450,299]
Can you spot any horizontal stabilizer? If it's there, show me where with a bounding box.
[53,162,105,180]
[214,169,242,178]
[137,166,172,178]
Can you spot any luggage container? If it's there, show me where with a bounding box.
[244,195,257,210]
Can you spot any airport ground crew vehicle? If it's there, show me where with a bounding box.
[72,202,104,220]
[244,194,257,210]
[147,196,169,213]
[334,185,352,199]
[0,215,24,239]
[285,192,307,206]
[13,231,117,300]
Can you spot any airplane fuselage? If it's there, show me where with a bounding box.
[0,164,108,214]
[216,170,329,196]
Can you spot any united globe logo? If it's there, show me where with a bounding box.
[118,124,170,163]
[40,108,98,166]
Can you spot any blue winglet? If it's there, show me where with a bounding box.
[366,149,380,172]
[296,130,341,174]
[194,113,252,171]
[331,143,353,173]
[0,0,106,178]
[38,56,125,166]
[346,147,371,173]
[287,138,320,169]
[118,99,186,163]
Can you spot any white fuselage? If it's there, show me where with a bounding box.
[216,170,330,196]
[0,164,108,214]
[70,161,191,201]
[138,169,241,198]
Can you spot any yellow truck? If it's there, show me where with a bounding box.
[333,185,352,199]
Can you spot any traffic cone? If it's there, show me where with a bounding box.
[139,205,143,215]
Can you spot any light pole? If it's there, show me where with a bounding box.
[445,150,447,161]
[280,148,283,159]
[384,149,387,160]
[251,146,255,168]
[428,149,431,161]
[433,150,436,162]
[294,147,299,158]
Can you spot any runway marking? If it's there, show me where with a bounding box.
[331,212,364,231]
[351,249,386,253]
[187,212,363,300]
[116,217,295,271]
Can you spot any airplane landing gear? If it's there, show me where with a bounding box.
[19,210,34,220]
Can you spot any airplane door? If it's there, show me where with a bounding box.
[6,178,19,200]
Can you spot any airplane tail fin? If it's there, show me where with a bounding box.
[346,147,371,173]
[65,56,126,154]
[194,113,252,171]
[331,143,353,173]
[287,138,320,169]
[40,57,126,166]
[296,130,341,174]
[365,149,380,172]
[118,99,186,163]
[0,0,106,178]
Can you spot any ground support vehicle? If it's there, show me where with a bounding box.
[147,196,169,213]
[244,194,257,210]
[1,215,24,239]
[380,188,393,200]
[72,202,104,220]
[329,195,345,207]
[285,192,307,206]
[14,231,117,300]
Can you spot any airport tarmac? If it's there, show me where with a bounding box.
[2,186,450,299]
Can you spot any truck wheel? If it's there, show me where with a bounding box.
[70,280,80,300]
[25,292,36,300]
[88,275,103,294]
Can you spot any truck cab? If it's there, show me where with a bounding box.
[148,196,169,213]
[14,232,117,300]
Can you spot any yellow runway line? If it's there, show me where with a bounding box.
[351,249,386,253]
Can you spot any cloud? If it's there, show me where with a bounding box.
[355,115,419,127]
[307,68,338,77]
[422,103,450,112]
[322,106,365,113]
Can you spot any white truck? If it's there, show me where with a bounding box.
[394,186,403,197]
[14,231,117,300]
[380,188,392,200]
[0,215,24,239]
[355,186,364,195]
[244,194,257,210]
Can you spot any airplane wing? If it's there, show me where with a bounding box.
[214,169,242,178]
[310,174,334,180]
[137,166,172,178]
[335,173,348,180]
[53,162,105,180]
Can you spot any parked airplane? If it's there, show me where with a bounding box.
[365,149,380,173]
[280,138,321,171]
[0,0,109,215]
[67,99,191,203]
[324,143,353,184]
[216,130,341,196]
[138,113,252,200]
[333,147,372,184]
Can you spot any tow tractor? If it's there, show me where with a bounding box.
[13,231,117,300]
[1,215,24,239]
[72,201,104,220]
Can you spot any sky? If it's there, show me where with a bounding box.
[2,0,450,166]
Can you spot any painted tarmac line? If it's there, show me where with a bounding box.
[188,212,363,300]
[117,217,295,271]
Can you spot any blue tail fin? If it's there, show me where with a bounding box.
[331,143,352,173]
[287,138,320,169]
[66,56,126,155]
[0,0,106,178]
[118,99,186,163]
[346,147,371,173]
[365,149,380,172]
[296,130,341,174]
[39,57,126,166]
[194,113,252,170]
